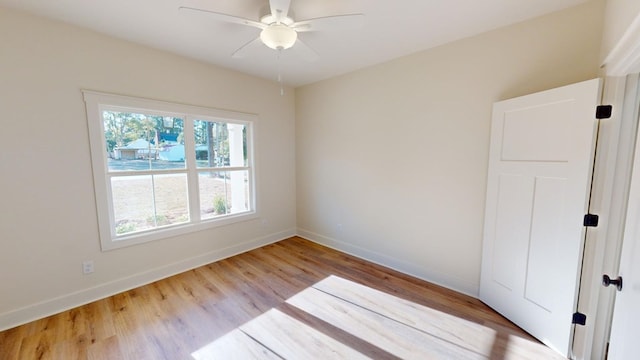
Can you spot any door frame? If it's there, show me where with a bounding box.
[573,14,640,359]
[572,74,640,359]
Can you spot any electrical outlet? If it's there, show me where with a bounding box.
[82,260,94,275]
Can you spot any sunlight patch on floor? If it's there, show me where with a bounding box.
[192,308,370,360]
[192,275,561,359]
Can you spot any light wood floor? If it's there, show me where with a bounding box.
[0,237,564,359]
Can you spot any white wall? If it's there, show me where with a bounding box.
[601,0,640,61]
[0,6,296,330]
[296,1,605,295]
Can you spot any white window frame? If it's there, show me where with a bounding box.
[83,90,257,251]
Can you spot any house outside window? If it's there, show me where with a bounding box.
[83,91,256,250]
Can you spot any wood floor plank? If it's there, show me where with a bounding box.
[287,287,486,359]
[0,237,557,359]
[82,300,116,345]
[192,329,280,360]
[276,238,519,328]
[276,303,402,360]
[311,275,564,360]
[313,275,496,354]
[86,335,124,360]
[15,329,54,360]
[49,336,89,360]
[240,308,372,360]
[0,325,23,359]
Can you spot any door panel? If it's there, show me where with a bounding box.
[501,101,572,162]
[526,176,566,312]
[492,174,532,291]
[480,79,601,356]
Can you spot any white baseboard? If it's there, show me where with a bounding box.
[296,228,479,298]
[0,228,296,332]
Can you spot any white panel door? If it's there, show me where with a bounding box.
[608,112,640,359]
[479,79,601,356]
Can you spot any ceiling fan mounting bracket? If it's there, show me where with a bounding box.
[260,13,294,26]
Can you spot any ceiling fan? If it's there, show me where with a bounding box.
[180,0,364,61]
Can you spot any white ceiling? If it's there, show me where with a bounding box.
[0,0,589,87]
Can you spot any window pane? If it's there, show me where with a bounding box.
[111,175,154,235]
[194,120,247,168]
[199,171,250,220]
[103,111,185,171]
[152,174,190,227]
[111,174,189,236]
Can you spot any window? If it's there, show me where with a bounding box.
[84,91,256,250]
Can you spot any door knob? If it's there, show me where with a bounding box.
[602,274,623,291]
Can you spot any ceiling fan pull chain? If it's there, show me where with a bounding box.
[278,49,284,96]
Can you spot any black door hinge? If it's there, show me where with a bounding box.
[584,214,599,227]
[572,312,587,326]
[596,105,613,119]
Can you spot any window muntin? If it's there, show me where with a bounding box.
[84,91,256,250]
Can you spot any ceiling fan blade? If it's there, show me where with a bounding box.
[269,0,291,23]
[291,39,319,62]
[231,37,264,58]
[292,14,364,33]
[179,6,266,29]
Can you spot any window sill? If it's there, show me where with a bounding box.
[100,211,258,251]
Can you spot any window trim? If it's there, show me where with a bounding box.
[83,90,258,251]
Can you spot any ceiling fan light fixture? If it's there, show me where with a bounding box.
[260,24,297,50]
